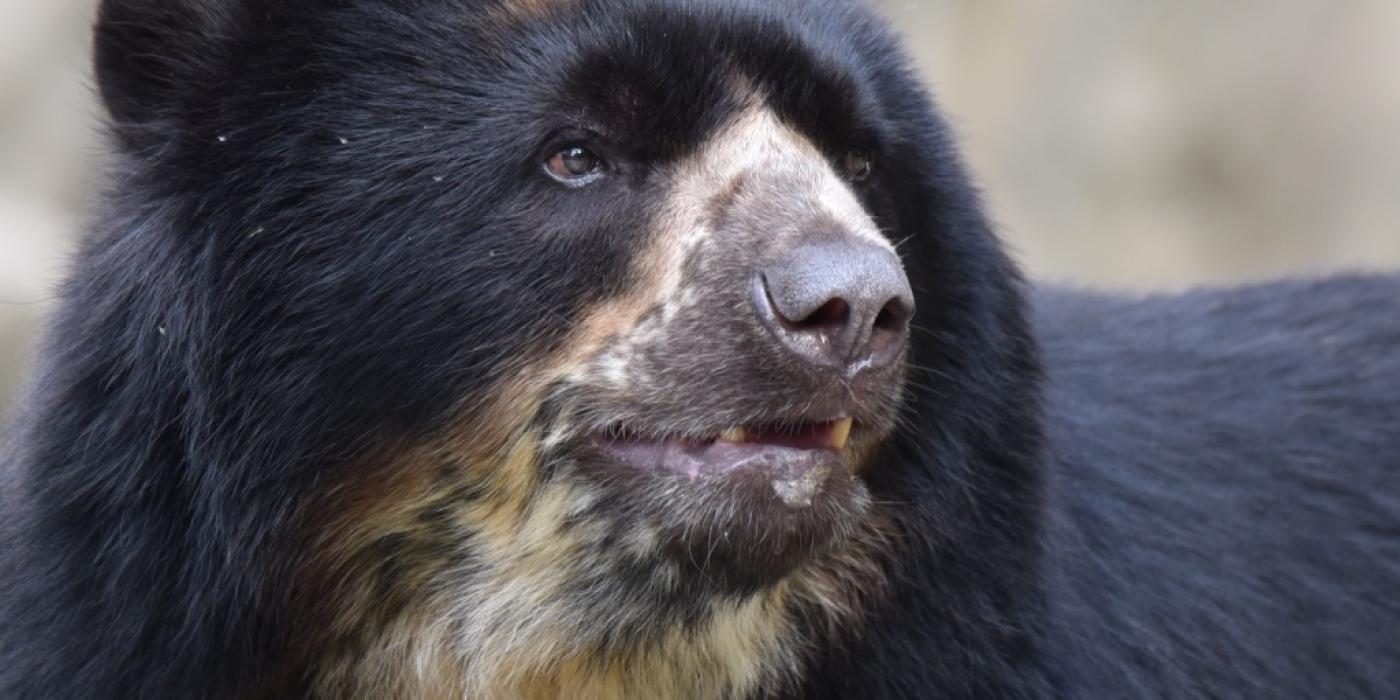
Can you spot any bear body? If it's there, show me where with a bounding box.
[796,278,1400,698]
[2,0,1398,697]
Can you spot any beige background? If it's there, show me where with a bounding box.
[3,1,1400,408]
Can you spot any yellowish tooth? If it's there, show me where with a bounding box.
[829,418,854,451]
[718,427,748,443]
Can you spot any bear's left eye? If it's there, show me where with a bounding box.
[842,149,873,182]
[545,146,606,185]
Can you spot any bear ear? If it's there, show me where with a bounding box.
[93,0,237,139]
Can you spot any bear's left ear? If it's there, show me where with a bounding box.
[93,0,238,144]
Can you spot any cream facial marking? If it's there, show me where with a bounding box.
[551,104,894,411]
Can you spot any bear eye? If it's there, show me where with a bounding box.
[545,146,605,184]
[842,148,873,182]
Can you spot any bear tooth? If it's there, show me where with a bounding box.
[718,427,748,443]
[829,418,853,451]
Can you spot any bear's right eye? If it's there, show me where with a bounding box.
[545,146,605,185]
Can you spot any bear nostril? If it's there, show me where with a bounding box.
[794,298,849,330]
[873,298,907,332]
[867,296,913,358]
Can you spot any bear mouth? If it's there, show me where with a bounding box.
[595,418,852,474]
[580,414,869,586]
[593,418,854,504]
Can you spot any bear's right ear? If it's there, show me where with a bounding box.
[94,0,237,143]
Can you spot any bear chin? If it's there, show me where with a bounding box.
[581,437,873,592]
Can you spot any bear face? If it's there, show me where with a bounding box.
[5,1,1044,697]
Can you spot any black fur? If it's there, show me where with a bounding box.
[3,0,1398,697]
[796,277,1400,698]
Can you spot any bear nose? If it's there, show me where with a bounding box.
[754,237,914,374]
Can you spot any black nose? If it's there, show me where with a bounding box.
[754,237,914,374]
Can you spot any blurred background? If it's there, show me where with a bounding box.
[2,1,1399,408]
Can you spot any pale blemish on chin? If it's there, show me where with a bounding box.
[772,464,831,508]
